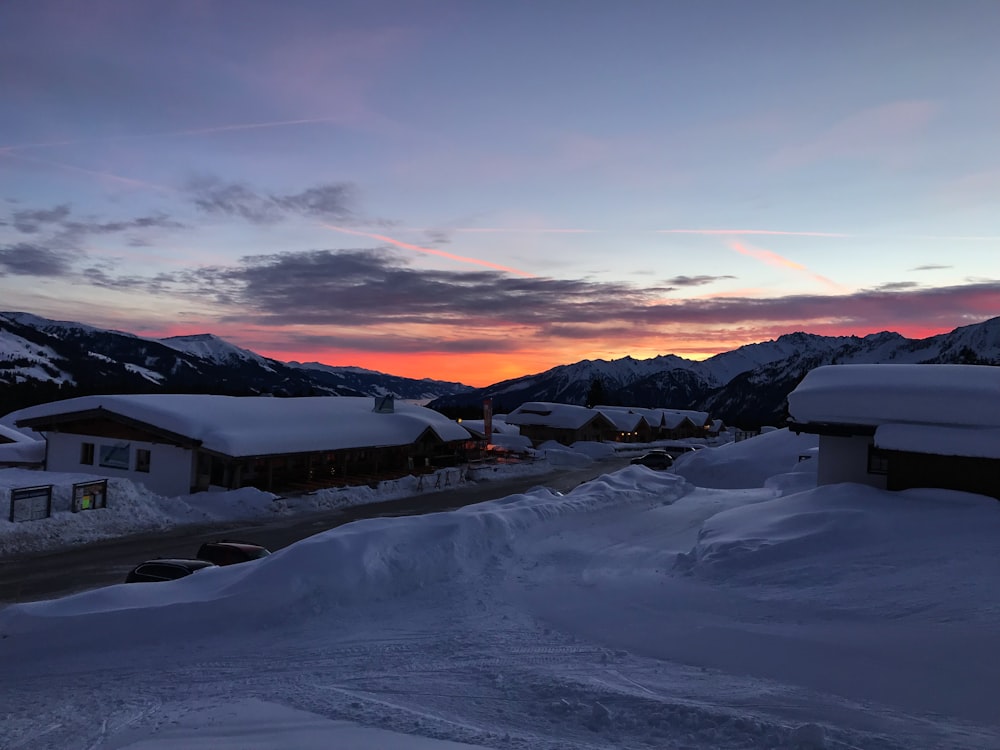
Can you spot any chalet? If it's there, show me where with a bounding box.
[594,406,655,442]
[13,394,471,496]
[505,402,619,446]
[788,364,1000,500]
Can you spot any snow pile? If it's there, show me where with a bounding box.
[3,426,1000,749]
[0,469,223,554]
[0,468,687,631]
[535,440,596,467]
[671,428,818,489]
[0,458,568,558]
[679,483,1000,617]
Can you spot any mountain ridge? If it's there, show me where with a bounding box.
[2,311,998,424]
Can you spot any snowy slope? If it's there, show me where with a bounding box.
[2,436,998,749]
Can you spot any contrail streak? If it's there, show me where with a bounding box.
[320,224,535,277]
[0,151,178,194]
[0,116,345,153]
[659,229,850,238]
[731,241,844,291]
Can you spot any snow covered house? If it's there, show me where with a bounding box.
[788,364,1000,500]
[505,402,620,446]
[0,423,44,468]
[597,406,710,441]
[13,394,472,496]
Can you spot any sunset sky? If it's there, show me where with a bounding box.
[2,0,999,386]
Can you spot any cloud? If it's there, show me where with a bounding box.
[730,241,843,291]
[7,203,183,245]
[164,249,999,347]
[911,264,951,271]
[0,244,76,276]
[318,224,534,276]
[873,281,919,291]
[666,275,736,287]
[12,204,71,233]
[188,177,355,224]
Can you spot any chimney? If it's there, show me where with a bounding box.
[373,395,395,413]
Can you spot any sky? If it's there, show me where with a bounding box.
[3,430,1000,748]
[2,0,999,386]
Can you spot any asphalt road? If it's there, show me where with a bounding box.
[0,457,631,605]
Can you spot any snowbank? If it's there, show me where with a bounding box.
[671,428,818,489]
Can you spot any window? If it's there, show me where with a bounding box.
[80,442,95,465]
[135,448,151,473]
[99,443,131,470]
[868,446,890,475]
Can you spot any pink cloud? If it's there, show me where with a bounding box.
[729,241,845,291]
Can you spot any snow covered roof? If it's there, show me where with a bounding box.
[595,408,645,432]
[662,409,710,427]
[13,394,471,458]
[875,424,1000,460]
[505,402,613,430]
[0,439,45,465]
[788,364,1000,428]
[0,423,37,443]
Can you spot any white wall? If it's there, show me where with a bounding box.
[45,433,195,497]
[817,434,886,489]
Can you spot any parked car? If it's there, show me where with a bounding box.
[196,540,271,566]
[630,451,674,470]
[657,443,703,456]
[125,558,216,583]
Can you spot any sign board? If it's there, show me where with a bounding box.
[9,485,53,523]
[72,479,108,513]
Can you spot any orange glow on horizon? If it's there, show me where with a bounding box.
[138,320,980,389]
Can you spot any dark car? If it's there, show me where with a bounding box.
[196,540,271,566]
[630,451,674,470]
[125,558,216,583]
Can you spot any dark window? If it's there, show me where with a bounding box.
[868,446,890,475]
[80,442,94,465]
[136,449,151,473]
[99,443,130,470]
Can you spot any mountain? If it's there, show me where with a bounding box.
[0,313,474,412]
[5,311,999,426]
[428,317,1000,426]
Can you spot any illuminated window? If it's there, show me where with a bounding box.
[136,449,151,473]
[80,442,95,465]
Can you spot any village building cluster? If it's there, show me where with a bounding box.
[2,362,998,502]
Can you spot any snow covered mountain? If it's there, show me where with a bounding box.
[0,313,473,411]
[4,311,999,425]
[429,317,1000,425]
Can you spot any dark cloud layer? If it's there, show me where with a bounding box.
[12,204,71,233]
[6,203,183,246]
[188,177,356,224]
[187,249,1000,342]
[665,274,737,287]
[0,243,76,276]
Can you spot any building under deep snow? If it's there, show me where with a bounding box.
[788,364,1000,500]
[14,394,472,496]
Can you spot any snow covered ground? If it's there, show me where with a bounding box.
[2,430,998,749]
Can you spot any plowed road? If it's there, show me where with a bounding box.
[0,457,632,604]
